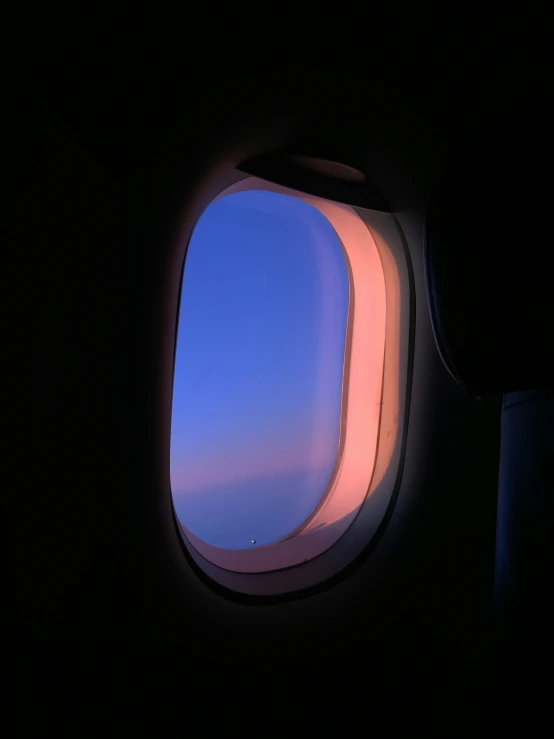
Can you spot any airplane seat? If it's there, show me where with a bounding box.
[424,108,553,712]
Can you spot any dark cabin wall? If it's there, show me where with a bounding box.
[10,57,548,717]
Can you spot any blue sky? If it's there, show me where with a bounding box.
[170,190,349,549]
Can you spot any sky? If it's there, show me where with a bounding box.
[170,190,349,549]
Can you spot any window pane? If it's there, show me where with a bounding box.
[171,190,349,549]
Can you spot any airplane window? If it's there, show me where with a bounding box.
[171,190,349,549]
[169,175,407,594]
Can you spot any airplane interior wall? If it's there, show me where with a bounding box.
[10,60,550,721]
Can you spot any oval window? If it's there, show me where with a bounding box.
[170,190,349,549]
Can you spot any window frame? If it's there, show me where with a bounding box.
[170,173,413,596]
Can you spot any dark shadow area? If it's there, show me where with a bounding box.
[9,51,552,730]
